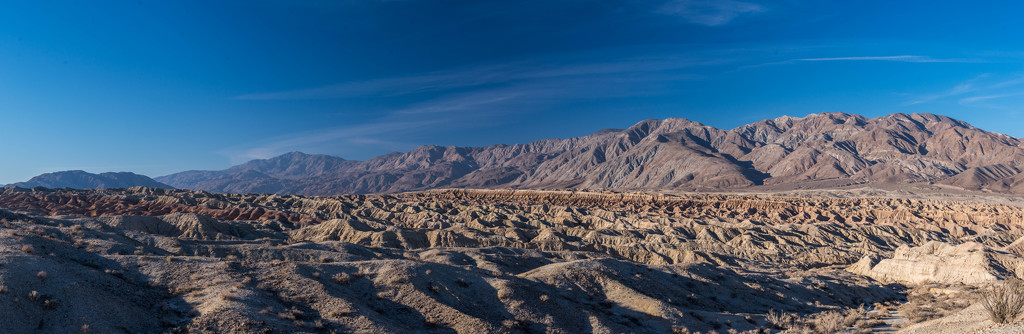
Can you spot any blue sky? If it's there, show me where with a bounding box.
[2,1,1024,183]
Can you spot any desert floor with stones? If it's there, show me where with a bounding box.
[2,186,1024,333]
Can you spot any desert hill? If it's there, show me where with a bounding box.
[155,112,1024,195]
[7,170,173,190]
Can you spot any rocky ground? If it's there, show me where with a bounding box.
[1,186,1024,333]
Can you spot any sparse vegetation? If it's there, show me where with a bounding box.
[899,283,977,324]
[765,309,793,329]
[332,272,352,284]
[37,270,48,280]
[981,279,1024,324]
[20,244,35,254]
[813,311,844,334]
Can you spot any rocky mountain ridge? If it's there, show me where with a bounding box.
[154,112,1024,195]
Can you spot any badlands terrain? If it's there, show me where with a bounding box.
[1,186,1024,333]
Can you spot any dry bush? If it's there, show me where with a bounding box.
[813,311,844,334]
[332,272,352,285]
[899,303,937,324]
[842,307,865,327]
[36,271,48,280]
[670,326,691,334]
[898,284,977,324]
[496,285,512,299]
[765,309,794,329]
[327,308,351,318]
[20,244,34,254]
[981,279,1024,324]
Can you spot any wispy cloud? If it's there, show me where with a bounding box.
[958,92,1024,104]
[227,52,713,161]
[902,74,988,105]
[795,55,951,62]
[234,56,716,101]
[224,120,439,163]
[657,0,765,26]
[903,73,1024,107]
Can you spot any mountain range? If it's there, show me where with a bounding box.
[6,171,173,189]
[9,112,1024,195]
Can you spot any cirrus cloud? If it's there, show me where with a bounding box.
[658,0,765,26]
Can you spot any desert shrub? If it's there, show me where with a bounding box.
[897,284,975,324]
[79,324,90,333]
[327,308,351,318]
[764,309,793,329]
[981,279,1024,324]
[332,272,352,285]
[842,307,866,327]
[670,326,691,334]
[813,311,844,334]
[496,284,513,299]
[20,244,34,254]
[899,304,936,323]
[36,271,47,280]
